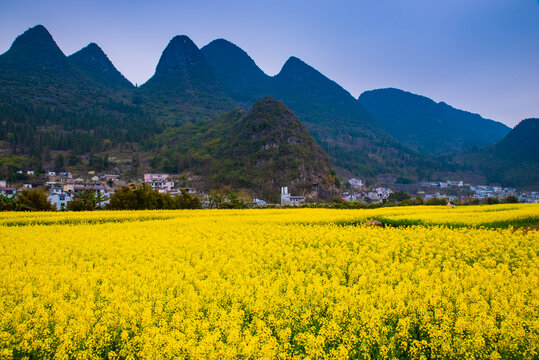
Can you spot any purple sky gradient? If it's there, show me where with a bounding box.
[1,0,538,127]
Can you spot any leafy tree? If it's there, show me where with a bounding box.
[67,190,102,211]
[107,184,201,210]
[175,189,202,209]
[503,195,518,203]
[107,185,137,210]
[402,196,424,206]
[387,191,411,203]
[426,197,447,206]
[16,189,54,211]
[68,152,80,166]
[0,194,18,211]
[208,189,222,209]
[237,191,253,206]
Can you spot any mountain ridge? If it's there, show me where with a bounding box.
[68,43,133,89]
[358,87,511,155]
[148,97,333,201]
[1,25,69,73]
[0,25,535,191]
[201,39,271,107]
[456,118,539,189]
[138,35,235,122]
[201,38,452,180]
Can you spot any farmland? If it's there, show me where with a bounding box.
[1,205,538,359]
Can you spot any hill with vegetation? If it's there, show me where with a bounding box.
[202,40,454,180]
[138,35,235,123]
[456,118,539,189]
[1,25,533,190]
[149,97,333,202]
[0,25,134,109]
[358,88,511,155]
[68,42,133,90]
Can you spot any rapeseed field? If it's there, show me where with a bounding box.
[1,205,538,359]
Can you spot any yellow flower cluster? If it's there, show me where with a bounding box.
[0,205,538,359]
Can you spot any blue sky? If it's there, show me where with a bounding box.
[1,0,538,127]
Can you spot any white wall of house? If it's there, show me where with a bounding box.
[48,192,73,211]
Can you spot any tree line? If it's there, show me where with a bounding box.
[0,185,202,211]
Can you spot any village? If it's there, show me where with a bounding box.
[1,169,538,211]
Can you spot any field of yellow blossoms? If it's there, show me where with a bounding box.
[1,204,538,359]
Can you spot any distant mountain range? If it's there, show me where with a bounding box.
[202,39,445,179]
[0,25,537,191]
[456,118,539,189]
[358,88,511,156]
[0,25,133,109]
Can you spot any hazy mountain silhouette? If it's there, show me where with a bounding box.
[457,118,539,188]
[1,25,531,189]
[358,88,511,155]
[0,25,132,108]
[68,43,133,89]
[201,39,271,107]
[202,40,446,179]
[139,35,235,122]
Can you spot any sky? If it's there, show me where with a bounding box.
[0,0,538,128]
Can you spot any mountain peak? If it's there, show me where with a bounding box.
[1,24,68,73]
[16,24,52,41]
[203,38,251,58]
[68,42,132,88]
[279,56,310,73]
[154,35,202,77]
[233,96,332,201]
[140,34,234,121]
[284,56,303,65]
[8,24,58,52]
[276,56,326,84]
[85,42,102,52]
[495,118,539,160]
[249,96,292,118]
[170,35,193,44]
[201,38,270,105]
[71,42,105,58]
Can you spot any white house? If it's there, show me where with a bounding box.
[144,173,174,192]
[281,187,305,206]
[252,198,267,206]
[48,191,73,211]
[367,187,392,202]
[348,178,363,188]
[103,174,120,181]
